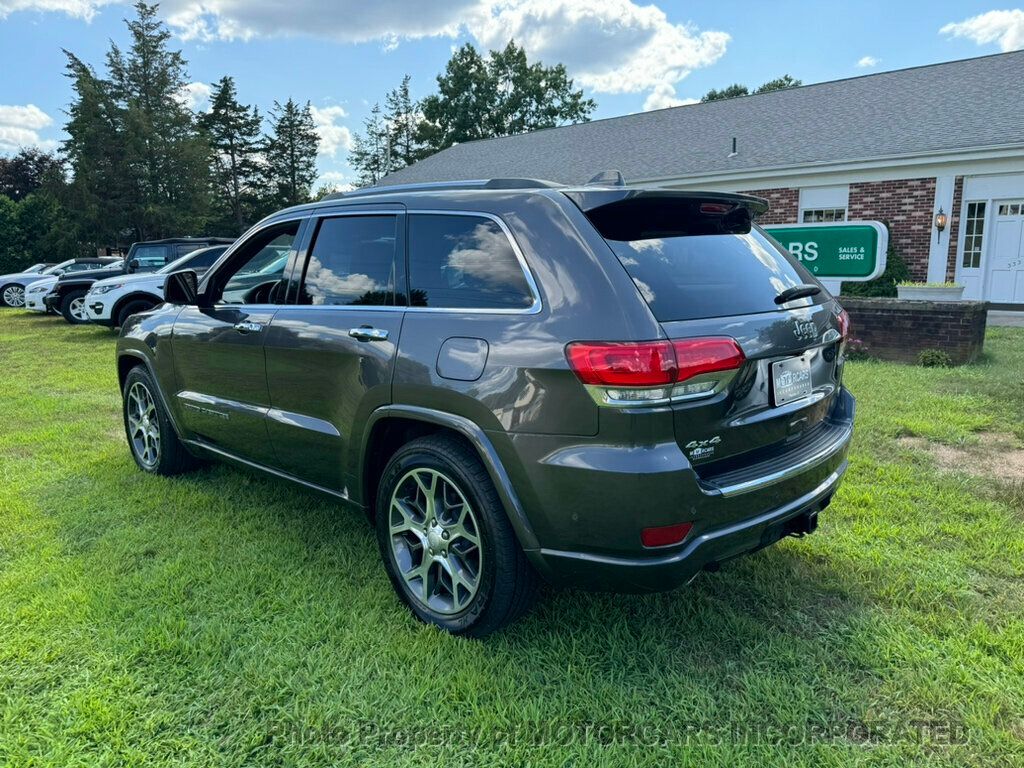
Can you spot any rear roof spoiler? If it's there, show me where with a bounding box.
[563,189,770,240]
[561,188,768,216]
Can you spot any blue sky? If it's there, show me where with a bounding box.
[0,1,1021,188]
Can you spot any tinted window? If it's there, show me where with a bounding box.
[65,262,100,273]
[175,244,202,258]
[408,215,533,310]
[132,245,170,268]
[606,228,824,322]
[216,224,298,305]
[299,216,398,306]
[188,247,225,269]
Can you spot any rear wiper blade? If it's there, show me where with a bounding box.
[775,284,821,304]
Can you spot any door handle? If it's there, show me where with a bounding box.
[348,326,389,342]
[233,321,263,333]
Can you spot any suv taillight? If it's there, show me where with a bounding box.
[566,337,745,406]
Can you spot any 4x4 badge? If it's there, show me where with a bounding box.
[686,435,721,460]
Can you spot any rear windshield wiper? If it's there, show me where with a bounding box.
[775,284,821,304]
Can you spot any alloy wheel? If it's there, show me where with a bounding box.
[3,285,25,307]
[389,468,483,615]
[69,297,88,321]
[126,381,161,468]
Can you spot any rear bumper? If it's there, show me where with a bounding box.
[517,387,855,591]
[529,461,846,591]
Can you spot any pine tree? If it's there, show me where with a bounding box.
[385,75,422,169]
[349,102,391,187]
[200,76,264,233]
[62,51,128,249]
[263,98,319,207]
[104,1,210,238]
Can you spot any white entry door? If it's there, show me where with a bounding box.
[987,200,1024,303]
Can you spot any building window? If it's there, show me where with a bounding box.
[801,207,847,223]
[961,202,986,270]
[996,201,1024,216]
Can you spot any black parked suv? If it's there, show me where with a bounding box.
[115,179,854,636]
[46,237,234,324]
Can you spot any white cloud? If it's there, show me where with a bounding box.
[160,0,480,43]
[310,105,353,158]
[470,0,728,95]
[856,55,880,68]
[317,170,352,190]
[174,81,213,112]
[642,82,698,111]
[0,0,109,21]
[941,9,1024,51]
[2,0,730,100]
[0,104,57,153]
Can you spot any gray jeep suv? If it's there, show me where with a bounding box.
[116,178,854,637]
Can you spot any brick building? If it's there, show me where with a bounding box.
[382,51,1024,307]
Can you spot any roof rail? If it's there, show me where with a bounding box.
[330,177,564,200]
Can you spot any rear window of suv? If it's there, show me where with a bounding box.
[606,228,823,322]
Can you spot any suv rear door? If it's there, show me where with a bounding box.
[569,190,847,475]
[263,207,406,492]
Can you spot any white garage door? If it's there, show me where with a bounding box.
[988,200,1024,303]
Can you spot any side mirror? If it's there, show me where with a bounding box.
[128,258,140,272]
[164,270,199,305]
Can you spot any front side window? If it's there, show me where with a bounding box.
[298,215,398,306]
[212,222,298,305]
[962,202,986,270]
[801,207,846,223]
[408,214,534,310]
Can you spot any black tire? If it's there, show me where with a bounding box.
[122,365,196,475]
[116,299,155,328]
[60,289,89,324]
[375,434,537,638]
[1,283,25,308]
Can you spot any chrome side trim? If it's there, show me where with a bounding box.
[266,408,341,437]
[184,438,351,501]
[704,421,853,498]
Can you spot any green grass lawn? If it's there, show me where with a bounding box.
[1,312,1022,767]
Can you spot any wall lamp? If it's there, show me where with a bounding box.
[934,208,948,243]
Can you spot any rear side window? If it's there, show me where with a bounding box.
[408,214,534,310]
[606,229,822,321]
[175,244,202,258]
[299,215,398,306]
[132,245,170,269]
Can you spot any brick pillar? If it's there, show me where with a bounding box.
[848,178,937,280]
[945,176,964,282]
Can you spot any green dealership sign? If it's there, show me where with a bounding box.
[763,222,888,281]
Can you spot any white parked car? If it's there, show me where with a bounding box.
[24,275,59,312]
[84,245,229,327]
[2,258,122,309]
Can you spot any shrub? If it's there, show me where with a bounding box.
[841,233,910,298]
[917,349,952,368]
[845,338,870,360]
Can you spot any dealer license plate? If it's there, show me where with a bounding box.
[771,356,813,406]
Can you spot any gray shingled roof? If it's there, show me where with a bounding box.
[379,51,1024,187]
